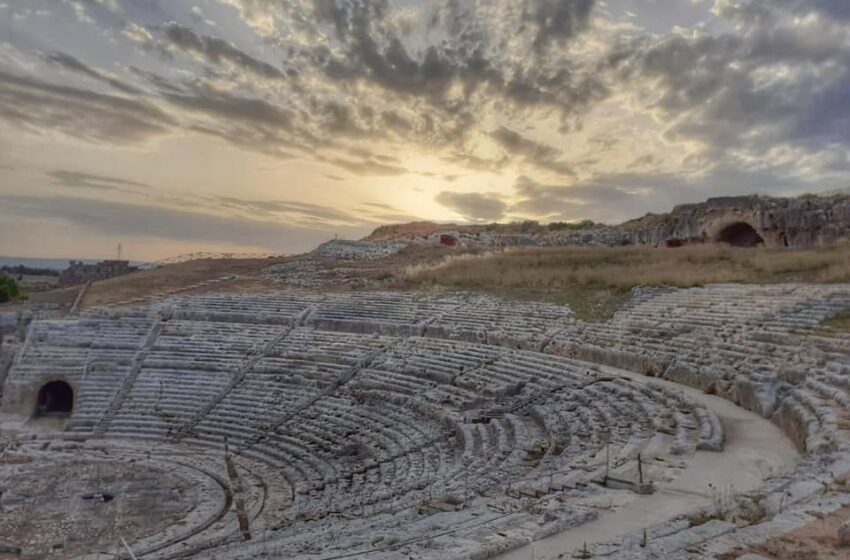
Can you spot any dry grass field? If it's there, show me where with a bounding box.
[403,243,850,321]
[6,243,849,325]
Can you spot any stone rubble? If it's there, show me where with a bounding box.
[311,239,407,260]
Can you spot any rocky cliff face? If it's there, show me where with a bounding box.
[366,195,850,250]
[627,195,850,248]
[542,195,850,248]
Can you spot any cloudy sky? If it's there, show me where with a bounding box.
[1,0,849,260]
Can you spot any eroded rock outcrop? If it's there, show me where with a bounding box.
[549,195,850,248]
[625,195,850,248]
[369,195,850,249]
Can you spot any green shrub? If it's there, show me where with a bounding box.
[0,275,20,303]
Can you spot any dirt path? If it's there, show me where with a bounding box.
[499,366,800,560]
[725,505,850,559]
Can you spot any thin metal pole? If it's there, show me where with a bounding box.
[120,537,138,560]
[638,453,644,485]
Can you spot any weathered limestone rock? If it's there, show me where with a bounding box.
[0,334,20,388]
[2,283,850,560]
[838,518,850,546]
[311,239,405,260]
[367,194,850,249]
[568,195,850,248]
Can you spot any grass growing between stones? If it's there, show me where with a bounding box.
[402,243,850,322]
[819,311,850,336]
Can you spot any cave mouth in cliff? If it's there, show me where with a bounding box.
[36,380,74,417]
[717,222,765,248]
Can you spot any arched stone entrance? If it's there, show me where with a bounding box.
[35,380,74,417]
[716,222,765,248]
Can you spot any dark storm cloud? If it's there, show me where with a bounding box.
[491,127,559,162]
[162,88,293,127]
[158,83,308,157]
[522,0,596,52]
[0,70,174,144]
[6,0,850,213]
[47,169,150,192]
[310,0,607,129]
[613,0,850,167]
[313,3,465,101]
[129,67,184,94]
[314,100,376,137]
[716,0,850,23]
[509,164,835,223]
[512,175,637,218]
[435,191,507,221]
[161,22,286,80]
[380,110,413,133]
[42,52,143,94]
[491,127,576,177]
[1,0,610,168]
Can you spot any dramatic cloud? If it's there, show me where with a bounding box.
[320,156,410,177]
[2,194,340,251]
[42,52,143,94]
[210,196,371,226]
[436,191,507,221]
[47,169,150,192]
[161,22,287,80]
[2,0,850,258]
[491,127,576,177]
[613,1,850,175]
[523,0,596,52]
[0,70,173,144]
[511,175,639,221]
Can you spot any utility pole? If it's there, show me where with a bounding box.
[117,243,122,260]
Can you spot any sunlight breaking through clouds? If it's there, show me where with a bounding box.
[1,0,849,259]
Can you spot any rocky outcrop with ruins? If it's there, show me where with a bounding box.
[369,194,850,250]
[58,260,138,288]
[623,195,850,248]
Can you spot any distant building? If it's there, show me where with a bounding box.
[58,260,138,288]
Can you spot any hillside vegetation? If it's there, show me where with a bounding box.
[0,275,20,303]
[402,243,850,321]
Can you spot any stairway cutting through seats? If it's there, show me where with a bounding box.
[92,317,165,437]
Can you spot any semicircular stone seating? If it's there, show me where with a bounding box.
[3,284,850,559]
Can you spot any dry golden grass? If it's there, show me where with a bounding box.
[401,243,850,321]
